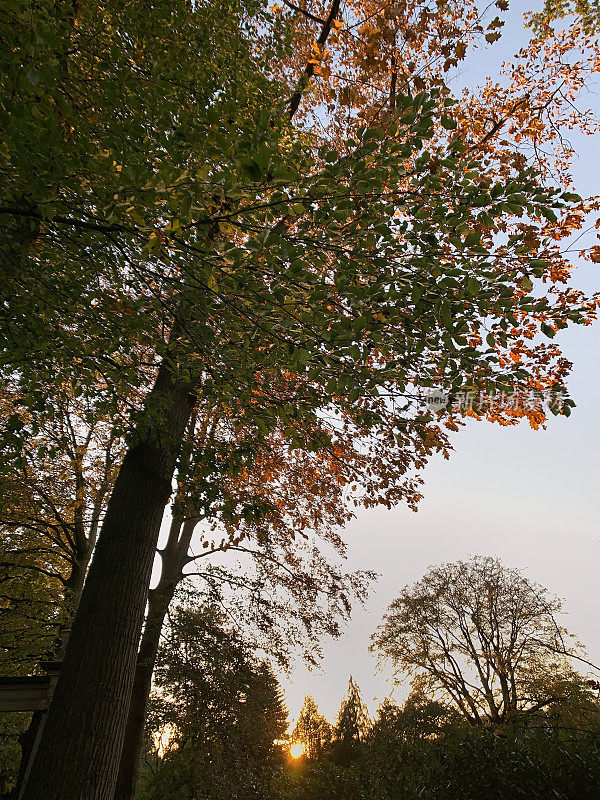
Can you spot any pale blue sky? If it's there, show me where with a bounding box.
[280,1,600,722]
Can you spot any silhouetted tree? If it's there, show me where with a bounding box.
[332,677,369,764]
[137,601,288,800]
[292,695,332,760]
[372,557,585,725]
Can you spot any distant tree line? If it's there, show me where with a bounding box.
[282,684,600,800]
[129,558,600,800]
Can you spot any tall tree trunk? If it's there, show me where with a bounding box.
[21,363,196,800]
[113,517,197,800]
[112,585,174,800]
[13,533,94,799]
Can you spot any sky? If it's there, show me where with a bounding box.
[279,1,600,723]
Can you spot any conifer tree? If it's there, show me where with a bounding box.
[333,676,370,764]
[292,695,332,759]
[137,602,288,800]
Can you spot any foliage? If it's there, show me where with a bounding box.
[0,713,29,796]
[81,579,600,800]
[331,676,370,764]
[292,695,332,759]
[530,0,600,32]
[2,0,600,795]
[363,702,600,800]
[137,601,288,800]
[279,685,600,800]
[0,382,127,668]
[372,556,584,724]
[3,0,599,473]
[0,530,64,675]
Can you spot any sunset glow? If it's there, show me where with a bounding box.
[290,743,305,759]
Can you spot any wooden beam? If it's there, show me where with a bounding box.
[0,676,53,712]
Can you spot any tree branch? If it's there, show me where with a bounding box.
[288,0,341,119]
[281,0,327,25]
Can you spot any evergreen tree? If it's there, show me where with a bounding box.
[137,602,287,800]
[332,677,370,764]
[292,695,332,759]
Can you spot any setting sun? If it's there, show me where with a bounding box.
[289,743,306,759]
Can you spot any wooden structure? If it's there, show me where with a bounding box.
[0,662,61,799]
[0,669,59,712]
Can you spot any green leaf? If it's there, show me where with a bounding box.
[440,116,458,130]
[519,276,533,293]
[466,277,481,295]
[541,323,555,338]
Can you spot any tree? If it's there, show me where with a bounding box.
[292,695,332,759]
[282,683,600,800]
[1,390,385,796]
[0,381,129,796]
[2,343,440,798]
[354,693,463,799]
[370,690,461,745]
[136,601,287,800]
[0,525,67,797]
[530,0,600,31]
[0,532,62,796]
[361,696,600,800]
[372,556,585,725]
[4,0,599,795]
[332,676,369,763]
[0,380,126,645]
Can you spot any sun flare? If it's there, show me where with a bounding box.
[290,742,306,759]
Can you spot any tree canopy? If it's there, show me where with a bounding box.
[2,0,600,797]
[137,601,288,800]
[372,556,586,725]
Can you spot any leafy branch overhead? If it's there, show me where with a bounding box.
[1,0,600,797]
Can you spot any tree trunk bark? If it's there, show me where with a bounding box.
[63,546,93,615]
[13,535,93,799]
[113,516,197,800]
[21,362,196,800]
[112,584,175,800]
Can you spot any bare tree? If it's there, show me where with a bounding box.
[372,556,584,725]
